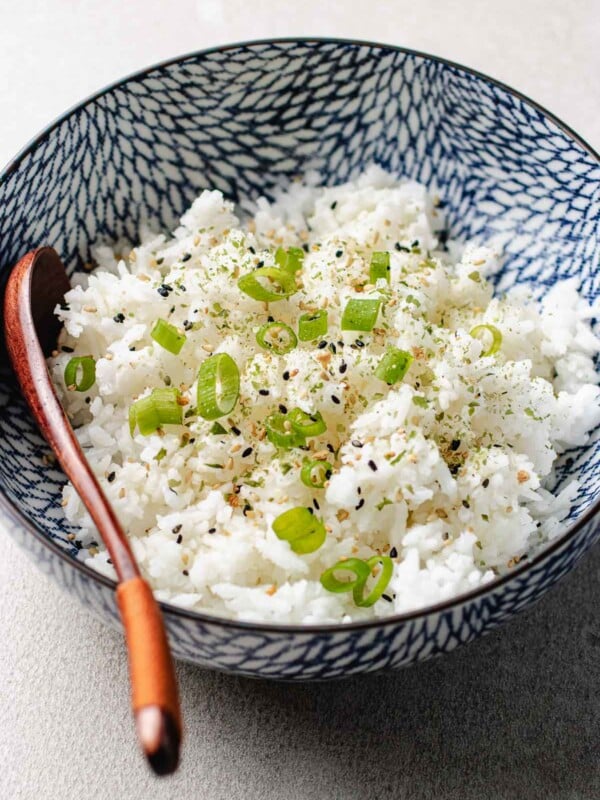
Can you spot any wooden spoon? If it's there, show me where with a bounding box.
[3,246,182,775]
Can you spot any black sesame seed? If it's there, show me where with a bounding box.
[256,260,264,268]
[339,361,347,374]
[242,503,252,516]
[231,426,241,436]
[328,342,337,354]
[357,487,361,495]
[352,439,363,448]
[313,498,320,511]
[107,559,113,565]
[335,250,343,258]
[177,534,183,545]
[302,243,310,253]
[183,320,193,331]
[248,245,256,254]
[337,340,344,348]
[411,240,419,248]
[181,253,192,262]
[318,340,328,349]
[330,201,338,210]
[267,315,274,322]
[107,472,116,483]
[382,594,393,603]
[326,443,335,453]
[368,460,378,472]
[74,540,83,550]
[450,439,461,451]
[449,464,460,475]
[129,346,136,351]
[180,285,187,292]
[61,345,74,353]
[259,389,269,396]
[355,498,365,510]
[278,404,288,414]
[242,447,253,458]
[462,499,470,509]
[85,396,91,404]
[395,242,410,253]
[390,547,398,558]
[307,506,314,515]
[331,395,341,405]
[355,339,365,348]
[182,568,189,575]
[482,478,490,488]
[282,370,290,381]
[157,286,169,297]
[208,527,216,534]
[172,524,182,534]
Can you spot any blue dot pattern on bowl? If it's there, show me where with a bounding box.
[0,40,598,679]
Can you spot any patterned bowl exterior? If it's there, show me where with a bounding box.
[0,39,599,680]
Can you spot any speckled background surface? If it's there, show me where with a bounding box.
[1,2,599,798]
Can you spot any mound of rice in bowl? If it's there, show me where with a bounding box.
[49,167,600,624]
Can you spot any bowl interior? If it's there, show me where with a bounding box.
[0,39,598,568]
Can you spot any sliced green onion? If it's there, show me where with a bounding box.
[470,324,502,356]
[150,318,186,355]
[209,421,228,435]
[129,387,182,436]
[265,412,306,449]
[238,267,297,302]
[275,246,305,274]
[272,506,326,554]
[300,459,333,489]
[375,347,414,385]
[320,558,371,593]
[353,555,394,607]
[289,407,327,437]
[197,353,240,420]
[298,309,328,341]
[256,321,297,355]
[341,298,381,331]
[64,356,96,392]
[369,251,390,283]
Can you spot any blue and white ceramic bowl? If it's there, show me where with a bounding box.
[1,39,599,680]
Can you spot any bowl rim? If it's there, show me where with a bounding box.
[1,36,599,635]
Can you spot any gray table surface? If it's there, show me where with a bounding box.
[1,2,598,798]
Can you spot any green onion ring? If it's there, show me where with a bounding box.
[320,558,371,593]
[275,246,305,274]
[64,356,96,392]
[369,251,391,283]
[374,347,414,385]
[150,318,187,355]
[129,387,183,436]
[352,555,394,607]
[197,353,240,420]
[289,407,327,437]
[238,266,297,302]
[300,459,333,489]
[272,506,326,554]
[298,309,328,341]
[469,324,502,356]
[265,412,306,449]
[341,298,381,332]
[256,321,298,355]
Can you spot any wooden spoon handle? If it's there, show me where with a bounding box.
[3,247,182,774]
[117,577,182,774]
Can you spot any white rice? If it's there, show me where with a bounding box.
[49,166,600,624]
